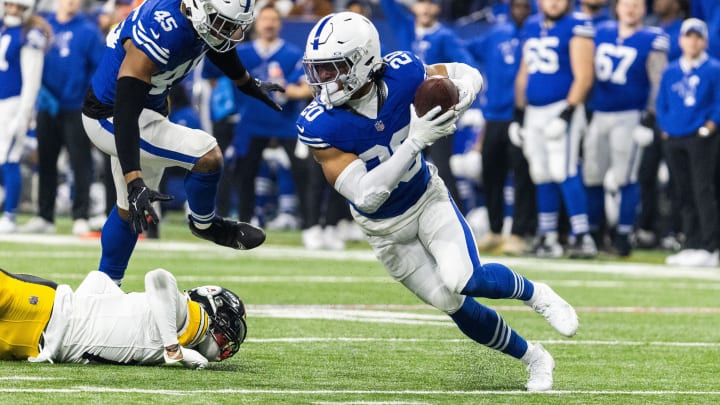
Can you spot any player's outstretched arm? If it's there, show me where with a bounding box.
[206,49,285,112]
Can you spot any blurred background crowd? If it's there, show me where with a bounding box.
[1,0,719,267]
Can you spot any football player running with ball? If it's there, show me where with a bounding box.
[82,0,283,285]
[297,12,579,392]
[0,268,247,368]
[583,0,669,257]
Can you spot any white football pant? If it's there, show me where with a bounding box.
[353,168,477,314]
[82,109,217,210]
[583,110,643,187]
[523,101,586,184]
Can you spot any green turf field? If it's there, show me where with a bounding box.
[1,216,719,404]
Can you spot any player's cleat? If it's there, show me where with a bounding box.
[667,249,718,267]
[17,216,55,234]
[323,225,346,251]
[522,343,555,392]
[0,215,17,234]
[525,282,579,337]
[188,215,266,250]
[531,234,563,258]
[501,234,528,256]
[302,224,325,250]
[613,233,632,257]
[72,219,91,236]
[567,233,598,259]
[476,232,503,252]
[266,212,300,231]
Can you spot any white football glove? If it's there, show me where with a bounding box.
[408,105,457,148]
[449,150,482,182]
[164,346,208,370]
[450,78,476,115]
[508,122,524,147]
[631,125,654,147]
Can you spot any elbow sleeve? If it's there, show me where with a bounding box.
[113,76,151,174]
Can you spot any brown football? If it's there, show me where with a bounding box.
[413,76,459,117]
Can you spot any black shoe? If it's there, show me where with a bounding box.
[188,215,266,250]
[612,233,632,257]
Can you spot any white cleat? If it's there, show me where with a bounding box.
[0,215,17,233]
[18,216,55,234]
[72,219,91,236]
[301,225,325,250]
[525,282,579,337]
[522,342,555,392]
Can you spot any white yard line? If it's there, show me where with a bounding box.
[2,234,720,281]
[0,387,717,396]
[244,337,720,348]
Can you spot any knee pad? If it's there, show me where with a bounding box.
[428,285,464,314]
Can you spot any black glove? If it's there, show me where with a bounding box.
[238,77,285,112]
[127,178,173,234]
[558,105,576,124]
[512,107,525,126]
[640,111,656,129]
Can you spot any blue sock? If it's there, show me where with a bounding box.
[462,262,534,301]
[98,206,138,282]
[560,175,590,235]
[450,298,528,359]
[1,163,21,214]
[585,185,605,233]
[618,183,639,235]
[536,182,560,234]
[185,171,221,224]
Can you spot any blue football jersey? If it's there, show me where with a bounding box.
[521,12,595,106]
[0,25,46,100]
[91,0,207,113]
[590,22,669,112]
[297,51,430,219]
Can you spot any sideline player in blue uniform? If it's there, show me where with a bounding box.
[582,0,668,256]
[0,0,48,233]
[298,11,579,392]
[18,0,105,236]
[513,0,597,258]
[81,0,284,285]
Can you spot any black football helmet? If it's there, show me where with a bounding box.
[187,285,247,360]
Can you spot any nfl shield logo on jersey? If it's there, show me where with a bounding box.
[374,120,385,131]
[29,296,39,305]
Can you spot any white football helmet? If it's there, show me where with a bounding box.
[303,11,382,107]
[182,0,255,52]
[1,0,35,27]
